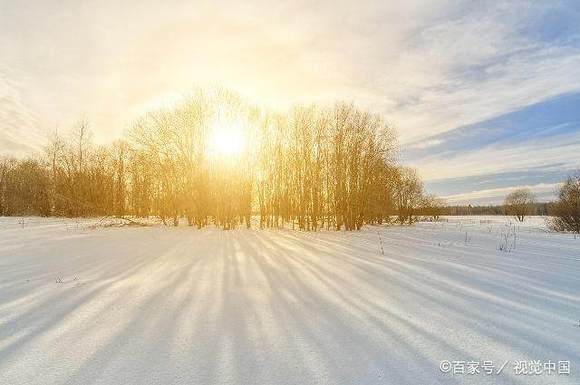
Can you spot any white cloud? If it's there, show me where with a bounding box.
[0,67,43,155]
[412,131,580,182]
[407,139,443,150]
[0,0,578,200]
[383,5,580,144]
[442,182,560,204]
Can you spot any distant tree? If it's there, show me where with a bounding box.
[504,188,535,222]
[548,174,580,234]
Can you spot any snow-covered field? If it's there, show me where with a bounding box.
[1,216,579,385]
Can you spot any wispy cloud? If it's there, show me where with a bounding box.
[0,1,579,202]
[407,139,443,150]
[406,93,580,181]
[0,66,43,155]
[416,132,580,181]
[387,3,580,143]
[442,182,560,205]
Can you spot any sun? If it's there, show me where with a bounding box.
[208,122,246,157]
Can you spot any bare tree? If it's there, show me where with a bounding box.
[504,188,536,222]
[422,194,445,221]
[548,174,580,234]
[394,167,424,224]
[0,157,50,216]
[0,89,426,231]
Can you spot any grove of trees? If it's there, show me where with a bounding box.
[0,89,430,230]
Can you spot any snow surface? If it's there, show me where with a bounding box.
[1,216,579,385]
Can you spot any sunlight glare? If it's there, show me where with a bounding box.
[208,122,245,157]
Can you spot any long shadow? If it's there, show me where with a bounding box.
[257,230,579,384]
[238,231,469,384]
[63,230,218,384]
[2,225,578,385]
[0,228,208,371]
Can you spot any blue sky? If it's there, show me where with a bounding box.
[397,1,580,204]
[1,0,579,204]
[404,92,580,203]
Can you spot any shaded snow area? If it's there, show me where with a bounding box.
[1,216,579,385]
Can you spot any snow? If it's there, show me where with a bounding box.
[1,216,579,384]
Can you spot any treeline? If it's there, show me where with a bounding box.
[442,202,550,216]
[0,90,432,230]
